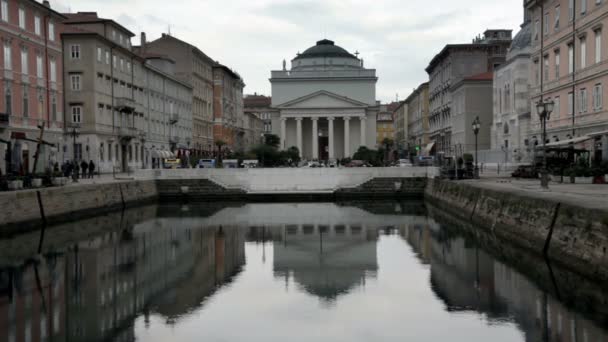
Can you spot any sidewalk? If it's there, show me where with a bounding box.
[62,172,135,187]
[459,177,608,210]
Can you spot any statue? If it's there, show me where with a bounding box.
[282,59,286,71]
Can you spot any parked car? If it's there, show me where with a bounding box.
[397,159,412,167]
[417,156,435,166]
[163,158,181,169]
[346,160,371,167]
[198,159,216,168]
[511,165,538,178]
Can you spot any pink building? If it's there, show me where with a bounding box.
[0,0,65,175]
[527,0,608,161]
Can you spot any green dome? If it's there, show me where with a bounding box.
[294,39,357,60]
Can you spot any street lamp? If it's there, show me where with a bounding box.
[535,99,555,189]
[471,116,481,179]
[260,133,266,167]
[67,123,80,182]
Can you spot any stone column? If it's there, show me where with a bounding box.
[280,117,287,150]
[360,116,367,148]
[328,117,335,159]
[603,134,608,162]
[344,117,351,158]
[296,117,303,156]
[312,117,319,160]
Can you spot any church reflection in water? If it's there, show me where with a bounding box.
[1,202,607,342]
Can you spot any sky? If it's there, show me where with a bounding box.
[51,0,523,103]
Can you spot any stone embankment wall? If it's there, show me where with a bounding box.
[425,179,608,282]
[0,180,158,233]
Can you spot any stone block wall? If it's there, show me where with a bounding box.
[425,179,608,282]
[335,177,427,198]
[0,180,158,232]
[157,179,246,201]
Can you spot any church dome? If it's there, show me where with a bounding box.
[507,21,531,59]
[294,39,358,60]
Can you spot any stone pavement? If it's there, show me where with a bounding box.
[62,172,135,186]
[459,177,608,210]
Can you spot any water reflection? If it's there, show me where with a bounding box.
[0,202,606,342]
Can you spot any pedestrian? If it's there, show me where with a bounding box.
[88,160,95,178]
[81,160,89,179]
[73,160,80,179]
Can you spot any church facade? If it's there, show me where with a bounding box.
[270,39,379,160]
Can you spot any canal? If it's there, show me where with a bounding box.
[0,202,607,342]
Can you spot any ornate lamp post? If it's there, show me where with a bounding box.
[535,99,555,189]
[471,117,481,179]
[67,123,80,182]
[260,133,266,167]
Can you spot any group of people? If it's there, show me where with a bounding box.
[61,160,96,179]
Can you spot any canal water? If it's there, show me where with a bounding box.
[1,202,607,342]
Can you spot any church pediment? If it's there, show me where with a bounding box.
[276,90,369,109]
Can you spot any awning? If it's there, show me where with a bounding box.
[151,150,175,159]
[587,130,608,138]
[424,142,435,153]
[543,135,591,148]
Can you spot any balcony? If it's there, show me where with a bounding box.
[119,126,138,140]
[115,97,136,113]
[169,113,179,124]
[169,136,180,144]
[0,113,9,128]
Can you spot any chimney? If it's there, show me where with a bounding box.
[42,0,50,7]
[140,32,146,53]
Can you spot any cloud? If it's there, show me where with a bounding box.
[58,0,522,102]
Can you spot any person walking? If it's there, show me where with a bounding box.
[80,160,89,179]
[88,160,95,178]
[73,160,80,179]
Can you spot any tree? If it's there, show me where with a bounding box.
[286,146,301,165]
[264,134,280,148]
[215,139,227,167]
[381,138,394,166]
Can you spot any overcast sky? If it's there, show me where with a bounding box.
[51,0,523,103]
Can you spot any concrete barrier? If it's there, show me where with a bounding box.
[136,167,439,193]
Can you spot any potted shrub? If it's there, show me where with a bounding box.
[7,176,24,190]
[31,178,43,188]
[574,164,593,184]
[564,167,576,183]
[592,166,606,184]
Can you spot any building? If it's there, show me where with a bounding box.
[243,110,264,151]
[60,13,192,172]
[213,64,245,153]
[376,104,395,147]
[139,33,216,156]
[244,93,277,135]
[405,82,430,156]
[492,8,533,164]
[451,72,494,157]
[526,0,608,162]
[0,0,66,175]
[270,39,379,160]
[393,101,407,150]
[426,30,513,156]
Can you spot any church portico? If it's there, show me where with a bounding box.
[270,39,379,160]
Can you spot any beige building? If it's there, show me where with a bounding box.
[393,101,407,149]
[426,30,512,156]
[61,13,192,172]
[213,64,245,153]
[526,0,608,161]
[376,105,395,147]
[405,82,430,155]
[139,33,215,155]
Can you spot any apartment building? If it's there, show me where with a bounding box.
[139,33,215,155]
[426,29,512,156]
[405,82,430,156]
[526,0,608,161]
[244,93,277,135]
[376,104,395,147]
[213,64,245,152]
[0,0,65,174]
[61,12,192,172]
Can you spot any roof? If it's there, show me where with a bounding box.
[293,39,358,61]
[244,94,272,108]
[25,0,67,19]
[404,82,429,104]
[213,63,243,82]
[148,34,216,65]
[464,71,494,81]
[62,12,135,37]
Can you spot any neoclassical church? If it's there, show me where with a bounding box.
[270,39,379,160]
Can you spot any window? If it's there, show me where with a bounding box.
[581,0,587,14]
[70,74,81,91]
[21,49,28,75]
[51,94,57,121]
[569,0,575,21]
[112,30,116,40]
[555,6,560,30]
[554,96,560,118]
[535,19,540,40]
[50,59,56,82]
[22,85,28,117]
[34,15,40,35]
[18,7,25,29]
[127,62,131,72]
[579,88,588,112]
[120,58,124,71]
[593,83,603,110]
[71,45,81,59]
[568,92,574,114]
[36,55,42,78]
[4,86,11,115]
[580,37,587,68]
[568,43,574,73]
[71,106,82,123]
[96,47,101,62]
[544,55,549,81]
[595,29,602,63]
[108,142,112,161]
[119,34,123,45]
[48,22,55,41]
[113,55,117,68]
[544,12,549,35]
[555,51,561,79]
[1,0,7,22]
[534,60,540,85]
[105,50,110,65]
[597,0,602,4]
[3,42,11,70]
